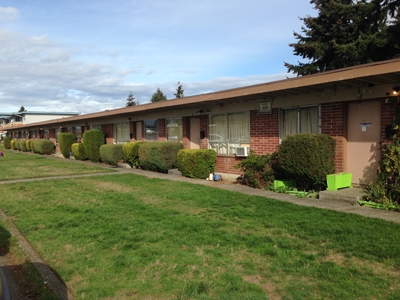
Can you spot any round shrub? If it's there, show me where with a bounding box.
[83,129,105,162]
[71,143,88,161]
[275,134,336,190]
[122,142,144,167]
[139,141,184,173]
[177,149,217,179]
[100,144,124,166]
[58,133,78,158]
[3,136,11,149]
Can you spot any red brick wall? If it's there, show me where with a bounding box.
[321,102,346,172]
[101,123,113,144]
[215,155,242,175]
[158,119,166,141]
[250,109,279,154]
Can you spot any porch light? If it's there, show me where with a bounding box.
[393,85,400,95]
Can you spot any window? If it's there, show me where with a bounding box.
[144,120,158,141]
[114,122,130,143]
[74,127,82,141]
[279,105,320,140]
[166,118,182,142]
[209,112,250,155]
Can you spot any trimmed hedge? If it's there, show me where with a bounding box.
[31,140,55,155]
[20,140,28,152]
[139,141,184,173]
[177,149,217,179]
[71,143,88,161]
[26,140,32,152]
[3,136,11,149]
[122,142,144,167]
[59,133,78,158]
[83,130,105,162]
[15,140,21,151]
[275,134,336,190]
[100,144,124,166]
[11,140,16,150]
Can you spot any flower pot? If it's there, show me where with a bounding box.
[326,172,352,191]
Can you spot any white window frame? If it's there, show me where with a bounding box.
[279,105,321,142]
[166,118,183,142]
[208,112,250,155]
[144,119,158,141]
[114,122,130,144]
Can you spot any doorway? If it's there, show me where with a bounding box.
[189,118,200,149]
[347,101,381,185]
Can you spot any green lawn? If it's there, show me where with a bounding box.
[0,144,114,180]
[1,167,400,299]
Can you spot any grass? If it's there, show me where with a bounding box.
[0,145,114,181]
[0,142,400,299]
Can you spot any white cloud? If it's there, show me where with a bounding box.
[0,6,19,23]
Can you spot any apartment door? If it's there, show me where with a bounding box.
[347,101,381,185]
[189,118,200,149]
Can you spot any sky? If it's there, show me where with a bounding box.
[0,0,316,114]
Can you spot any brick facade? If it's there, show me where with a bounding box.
[250,109,279,154]
[320,102,346,173]
[101,123,114,144]
[158,118,166,141]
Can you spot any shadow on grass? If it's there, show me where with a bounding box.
[0,224,70,300]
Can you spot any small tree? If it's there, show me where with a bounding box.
[126,92,137,107]
[18,106,27,112]
[150,88,167,103]
[174,82,184,98]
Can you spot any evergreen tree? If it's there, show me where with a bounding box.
[174,82,184,98]
[126,92,137,107]
[18,106,27,112]
[285,0,399,76]
[150,88,167,103]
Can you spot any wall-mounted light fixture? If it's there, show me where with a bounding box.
[128,117,132,121]
[196,109,204,114]
[393,85,400,95]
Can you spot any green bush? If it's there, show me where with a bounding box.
[235,151,274,189]
[26,140,32,152]
[83,130,105,162]
[15,140,21,151]
[3,136,11,149]
[139,141,184,173]
[275,134,336,191]
[31,140,40,154]
[20,140,28,152]
[11,140,16,150]
[100,144,124,166]
[58,133,78,158]
[177,149,217,179]
[32,140,55,155]
[122,142,144,167]
[71,143,88,161]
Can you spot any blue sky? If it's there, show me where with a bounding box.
[0,1,316,114]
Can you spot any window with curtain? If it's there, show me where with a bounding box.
[280,105,320,140]
[209,112,250,155]
[166,118,182,142]
[114,122,130,143]
[144,120,158,141]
